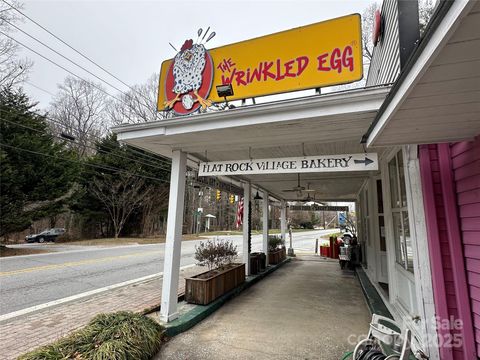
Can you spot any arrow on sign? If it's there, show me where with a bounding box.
[354,157,374,166]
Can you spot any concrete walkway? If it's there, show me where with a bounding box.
[157,256,371,360]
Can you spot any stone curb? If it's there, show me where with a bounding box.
[163,257,292,338]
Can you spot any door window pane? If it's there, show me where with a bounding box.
[393,212,405,267]
[403,211,414,271]
[379,216,386,252]
[389,155,400,208]
[397,153,408,208]
[389,151,414,273]
[377,180,384,214]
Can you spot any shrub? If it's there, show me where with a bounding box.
[194,239,238,270]
[18,311,164,360]
[268,235,284,251]
[299,221,314,229]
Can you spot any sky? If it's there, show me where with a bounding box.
[14,0,373,109]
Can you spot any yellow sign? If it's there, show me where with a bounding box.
[158,14,362,113]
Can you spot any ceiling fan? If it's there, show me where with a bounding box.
[301,192,327,206]
[304,182,316,193]
[281,174,316,196]
[282,174,304,194]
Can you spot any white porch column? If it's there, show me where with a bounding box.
[160,150,187,322]
[262,191,269,266]
[243,182,251,276]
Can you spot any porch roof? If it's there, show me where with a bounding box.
[112,86,390,201]
[366,0,480,147]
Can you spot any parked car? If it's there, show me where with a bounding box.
[25,228,65,243]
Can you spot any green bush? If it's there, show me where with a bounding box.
[268,235,284,251]
[18,311,164,360]
[299,221,314,229]
[194,239,238,270]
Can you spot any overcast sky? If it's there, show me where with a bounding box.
[15,0,372,108]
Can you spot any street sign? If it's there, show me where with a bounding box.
[289,205,349,212]
[199,153,378,176]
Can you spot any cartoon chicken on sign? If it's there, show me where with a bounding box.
[164,28,215,115]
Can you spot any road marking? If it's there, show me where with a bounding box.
[0,263,196,323]
[0,250,162,277]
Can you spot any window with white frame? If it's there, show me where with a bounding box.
[364,188,370,246]
[388,150,414,273]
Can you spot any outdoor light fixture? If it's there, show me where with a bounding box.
[216,84,236,109]
[216,83,234,98]
[253,190,263,201]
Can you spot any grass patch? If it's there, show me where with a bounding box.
[19,311,164,360]
[199,230,243,236]
[0,245,50,257]
[58,234,201,247]
[201,228,320,236]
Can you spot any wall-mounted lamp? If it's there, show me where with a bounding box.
[216,83,234,98]
[216,84,235,109]
[253,190,263,201]
[253,190,262,211]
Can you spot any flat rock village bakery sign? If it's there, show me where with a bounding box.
[158,14,363,115]
[198,154,378,176]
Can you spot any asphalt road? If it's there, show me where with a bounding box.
[0,229,336,316]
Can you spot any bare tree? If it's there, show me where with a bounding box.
[91,174,152,239]
[362,0,436,62]
[140,184,169,236]
[361,2,379,63]
[0,0,33,88]
[419,0,436,35]
[343,215,358,237]
[328,0,436,93]
[107,73,162,126]
[49,76,107,156]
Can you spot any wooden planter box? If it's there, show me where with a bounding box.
[185,263,245,305]
[268,248,287,265]
[250,252,266,274]
[268,248,283,265]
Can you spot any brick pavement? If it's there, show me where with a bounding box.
[0,266,203,360]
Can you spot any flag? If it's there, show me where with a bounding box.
[235,197,244,229]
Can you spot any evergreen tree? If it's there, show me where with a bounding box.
[0,88,78,237]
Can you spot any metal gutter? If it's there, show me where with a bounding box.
[112,85,391,135]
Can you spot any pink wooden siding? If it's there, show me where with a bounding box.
[451,137,480,358]
[420,137,479,360]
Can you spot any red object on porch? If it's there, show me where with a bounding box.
[329,237,334,258]
[320,246,330,257]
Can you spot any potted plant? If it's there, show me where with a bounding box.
[250,252,266,274]
[268,235,285,265]
[185,239,245,305]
